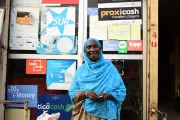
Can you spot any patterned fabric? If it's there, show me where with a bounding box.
[72,92,105,120]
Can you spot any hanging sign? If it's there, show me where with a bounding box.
[6,85,38,108]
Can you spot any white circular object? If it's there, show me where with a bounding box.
[57,37,73,53]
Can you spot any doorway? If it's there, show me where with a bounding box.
[158,0,180,119]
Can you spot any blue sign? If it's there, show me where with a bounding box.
[46,60,76,89]
[36,94,72,120]
[6,85,37,108]
[88,8,98,15]
[103,40,118,51]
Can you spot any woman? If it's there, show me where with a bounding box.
[69,38,126,120]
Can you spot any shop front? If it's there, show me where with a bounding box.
[0,0,158,120]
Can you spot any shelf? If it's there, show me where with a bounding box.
[47,83,71,90]
[8,54,79,60]
[104,54,143,60]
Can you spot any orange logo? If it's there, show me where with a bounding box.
[26,60,46,74]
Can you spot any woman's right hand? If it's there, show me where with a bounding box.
[86,90,99,100]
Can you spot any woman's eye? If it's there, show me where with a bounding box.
[87,46,90,49]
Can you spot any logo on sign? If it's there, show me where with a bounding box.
[119,41,127,49]
[128,40,143,51]
[37,103,72,112]
[26,60,46,74]
[8,86,35,99]
[29,60,43,71]
[48,8,75,34]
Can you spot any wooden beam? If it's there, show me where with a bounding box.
[147,0,159,120]
[0,0,10,120]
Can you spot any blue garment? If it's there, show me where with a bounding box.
[69,38,126,120]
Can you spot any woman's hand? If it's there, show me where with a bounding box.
[86,90,99,100]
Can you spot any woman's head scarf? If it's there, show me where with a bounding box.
[69,38,126,120]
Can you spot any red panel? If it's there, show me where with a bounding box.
[42,0,79,4]
[128,40,143,51]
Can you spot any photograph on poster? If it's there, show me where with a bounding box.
[46,60,76,90]
[9,7,39,50]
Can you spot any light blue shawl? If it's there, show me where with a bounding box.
[69,38,126,120]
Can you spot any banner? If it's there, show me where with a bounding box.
[6,85,37,108]
[36,94,72,120]
[26,60,46,74]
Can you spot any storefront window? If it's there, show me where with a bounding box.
[87,0,143,54]
[87,0,144,119]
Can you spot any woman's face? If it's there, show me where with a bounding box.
[85,40,101,62]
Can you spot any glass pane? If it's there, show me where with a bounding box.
[8,0,79,55]
[87,0,143,55]
[112,60,143,120]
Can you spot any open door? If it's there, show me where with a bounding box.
[147,0,159,120]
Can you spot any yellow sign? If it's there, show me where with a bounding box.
[107,24,130,40]
[131,24,141,40]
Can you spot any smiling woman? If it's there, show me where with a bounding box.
[85,40,101,62]
[69,38,126,120]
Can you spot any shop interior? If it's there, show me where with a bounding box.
[158,0,180,119]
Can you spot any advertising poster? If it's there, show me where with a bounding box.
[45,7,75,36]
[6,85,37,108]
[89,16,107,40]
[36,94,72,120]
[128,40,143,51]
[46,60,76,90]
[98,1,142,24]
[42,0,79,4]
[9,7,39,50]
[107,24,130,40]
[26,59,46,74]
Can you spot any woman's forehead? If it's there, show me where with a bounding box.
[86,40,98,45]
